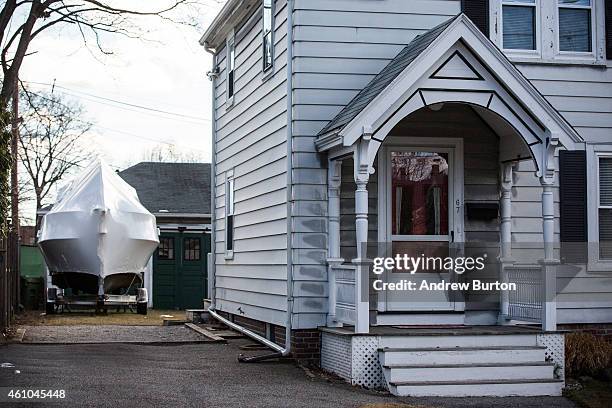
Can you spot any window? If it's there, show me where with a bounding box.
[227,35,236,101]
[158,237,174,260]
[262,0,274,72]
[391,152,449,236]
[599,157,612,260]
[558,0,592,52]
[226,174,235,255]
[501,0,537,50]
[183,238,201,261]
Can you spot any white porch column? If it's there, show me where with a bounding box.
[327,159,343,327]
[539,136,559,332]
[499,163,515,323]
[353,134,372,334]
[540,178,558,332]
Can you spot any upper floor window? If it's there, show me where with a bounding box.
[501,0,537,51]
[227,35,236,101]
[599,156,612,260]
[558,0,592,53]
[263,0,274,72]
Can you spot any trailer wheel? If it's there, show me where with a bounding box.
[136,302,147,315]
[45,301,55,315]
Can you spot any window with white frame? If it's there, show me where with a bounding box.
[262,0,274,72]
[227,35,236,101]
[501,0,537,51]
[558,0,593,53]
[226,175,235,255]
[599,156,612,260]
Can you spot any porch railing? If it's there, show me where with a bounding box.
[503,265,543,323]
[328,264,357,326]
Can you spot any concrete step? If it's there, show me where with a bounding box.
[389,379,564,397]
[376,313,465,325]
[383,362,555,383]
[379,346,546,366]
[379,333,538,349]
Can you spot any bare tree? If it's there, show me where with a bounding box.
[18,89,92,217]
[142,143,204,163]
[0,0,212,107]
[0,0,217,228]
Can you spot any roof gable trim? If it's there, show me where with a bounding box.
[318,14,582,151]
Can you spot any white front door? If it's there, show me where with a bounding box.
[378,139,465,312]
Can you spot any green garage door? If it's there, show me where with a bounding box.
[153,232,210,310]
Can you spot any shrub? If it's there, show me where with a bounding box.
[565,332,612,378]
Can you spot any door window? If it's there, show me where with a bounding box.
[158,237,174,260]
[183,238,201,261]
[391,151,449,236]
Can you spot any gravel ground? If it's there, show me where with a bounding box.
[20,325,209,344]
[0,338,577,408]
[15,310,186,326]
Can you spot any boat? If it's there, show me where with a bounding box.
[38,160,159,304]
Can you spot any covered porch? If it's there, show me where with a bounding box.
[315,15,583,336]
[322,103,559,334]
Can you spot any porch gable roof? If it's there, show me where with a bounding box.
[317,15,459,137]
[315,13,583,152]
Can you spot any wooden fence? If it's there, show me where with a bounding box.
[0,231,20,335]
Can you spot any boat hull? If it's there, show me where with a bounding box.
[37,160,159,296]
[50,271,143,294]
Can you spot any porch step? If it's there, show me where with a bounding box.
[379,346,546,366]
[383,362,555,382]
[376,313,465,326]
[378,332,562,396]
[379,333,538,349]
[388,379,563,397]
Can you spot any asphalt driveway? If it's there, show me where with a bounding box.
[0,338,577,408]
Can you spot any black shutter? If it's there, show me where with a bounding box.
[606,0,612,59]
[461,0,489,37]
[559,150,588,263]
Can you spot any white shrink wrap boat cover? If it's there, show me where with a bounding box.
[38,160,159,279]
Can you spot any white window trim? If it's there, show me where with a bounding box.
[490,0,606,64]
[554,0,596,61]
[226,31,235,109]
[262,0,275,77]
[495,0,542,59]
[587,145,612,272]
[225,170,235,260]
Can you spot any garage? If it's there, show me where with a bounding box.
[118,162,212,310]
[153,232,210,310]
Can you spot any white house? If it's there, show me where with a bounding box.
[200,0,612,397]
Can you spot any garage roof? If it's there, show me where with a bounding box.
[119,162,211,215]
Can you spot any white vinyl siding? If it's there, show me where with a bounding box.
[291,0,462,329]
[213,0,289,327]
[516,64,612,322]
[208,0,612,328]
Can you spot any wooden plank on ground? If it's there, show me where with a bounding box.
[210,330,245,339]
[184,323,227,343]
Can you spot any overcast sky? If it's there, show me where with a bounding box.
[18,0,226,222]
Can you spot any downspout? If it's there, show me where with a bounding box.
[204,48,218,314]
[283,0,295,358]
[204,0,295,360]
